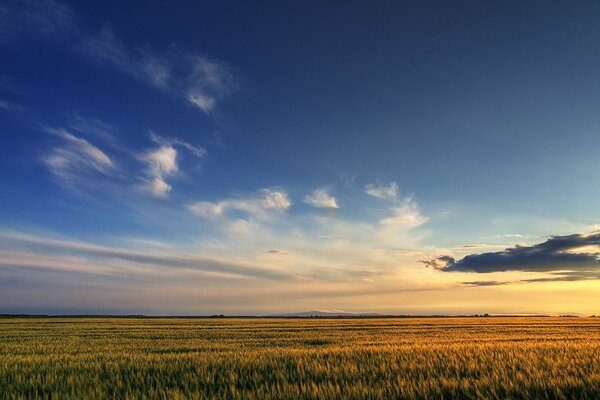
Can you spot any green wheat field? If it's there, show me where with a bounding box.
[1,317,600,399]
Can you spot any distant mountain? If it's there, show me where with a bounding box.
[270,310,388,318]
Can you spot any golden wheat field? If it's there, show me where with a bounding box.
[1,317,600,399]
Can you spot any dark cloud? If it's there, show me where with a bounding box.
[265,249,289,255]
[425,232,600,279]
[462,280,511,287]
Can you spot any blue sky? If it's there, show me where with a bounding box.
[1,0,600,315]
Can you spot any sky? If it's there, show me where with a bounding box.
[1,0,600,315]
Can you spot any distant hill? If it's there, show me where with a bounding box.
[270,310,389,318]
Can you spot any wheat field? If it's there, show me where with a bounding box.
[1,317,600,399]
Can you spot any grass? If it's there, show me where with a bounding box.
[1,317,600,399]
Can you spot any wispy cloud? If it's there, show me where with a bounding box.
[188,188,291,219]
[365,181,399,201]
[81,25,236,114]
[379,196,428,230]
[490,233,525,239]
[339,172,357,189]
[0,0,75,42]
[66,113,117,143]
[139,146,178,198]
[149,131,206,158]
[0,99,24,112]
[303,187,339,209]
[41,121,203,199]
[139,130,206,198]
[43,128,114,185]
[363,181,428,243]
[2,1,236,114]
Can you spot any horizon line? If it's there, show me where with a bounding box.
[0,313,592,319]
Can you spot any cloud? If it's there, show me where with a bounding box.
[0,100,24,112]
[67,114,117,143]
[0,229,292,281]
[140,146,178,198]
[303,188,339,209]
[462,269,600,287]
[42,120,203,199]
[364,182,428,235]
[81,25,235,114]
[149,131,206,158]
[339,172,356,189]
[187,93,215,113]
[0,0,75,42]
[143,147,178,176]
[43,128,114,184]
[265,249,290,255]
[490,233,525,239]
[138,132,206,198]
[425,232,600,280]
[260,188,292,211]
[187,201,226,218]
[144,178,172,198]
[379,196,428,230]
[188,188,291,219]
[3,1,236,114]
[458,244,494,249]
[365,181,399,201]
[461,280,512,287]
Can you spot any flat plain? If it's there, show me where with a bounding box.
[1,317,600,399]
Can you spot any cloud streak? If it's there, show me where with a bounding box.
[0,229,292,281]
[67,114,117,144]
[43,128,114,185]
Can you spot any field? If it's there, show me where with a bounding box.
[1,317,600,399]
